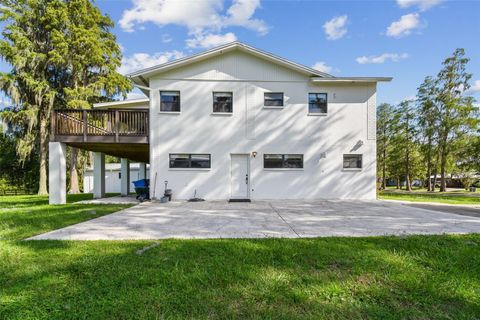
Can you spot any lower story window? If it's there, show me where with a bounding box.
[169,154,211,168]
[264,154,303,169]
[343,154,362,169]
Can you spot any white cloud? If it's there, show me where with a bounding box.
[312,61,334,74]
[386,13,421,38]
[224,0,268,35]
[356,53,409,64]
[161,34,172,43]
[323,15,348,40]
[404,95,417,101]
[119,0,222,33]
[119,0,267,49]
[118,51,185,75]
[396,0,442,11]
[469,80,480,93]
[186,32,237,49]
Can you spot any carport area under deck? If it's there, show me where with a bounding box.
[49,109,149,204]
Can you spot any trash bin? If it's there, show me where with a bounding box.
[470,186,477,192]
[132,179,150,201]
[164,188,172,201]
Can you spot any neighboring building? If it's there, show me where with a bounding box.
[83,163,150,193]
[48,42,391,204]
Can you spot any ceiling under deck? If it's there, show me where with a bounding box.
[67,142,149,163]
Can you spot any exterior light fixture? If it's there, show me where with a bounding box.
[252,151,257,158]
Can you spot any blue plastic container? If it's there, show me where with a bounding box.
[132,179,149,188]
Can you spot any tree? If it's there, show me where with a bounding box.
[416,76,440,191]
[435,48,478,192]
[376,103,395,189]
[62,0,131,193]
[391,100,418,191]
[0,0,131,195]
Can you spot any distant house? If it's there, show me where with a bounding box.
[48,41,391,204]
[83,163,149,193]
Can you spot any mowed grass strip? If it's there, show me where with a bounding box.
[0,194,131,240]
[378,191,480,205]
[1,195,480,319]
[1,236,480,319]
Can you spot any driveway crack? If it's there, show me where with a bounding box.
[269,202,300,237]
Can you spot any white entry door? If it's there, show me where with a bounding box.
[230,154,250,199]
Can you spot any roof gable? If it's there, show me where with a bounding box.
[129,41,332,85]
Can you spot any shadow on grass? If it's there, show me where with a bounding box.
[1,235,480,319]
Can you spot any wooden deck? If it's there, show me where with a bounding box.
[51,109,149,162]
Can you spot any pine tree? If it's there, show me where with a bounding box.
[436,48,478,192]
[376,103,395,189]
[416,76,440,191]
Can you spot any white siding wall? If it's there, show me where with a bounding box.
[148,51,377,200]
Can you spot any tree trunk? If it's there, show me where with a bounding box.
[426,138,432,191]
[69,147,80,194]
[405,152,412,192]
[37,119,48,195]
[382,148,387,190]
[396,176,400,189]
[440,151,447,192]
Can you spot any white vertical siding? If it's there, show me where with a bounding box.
[147,51,377,200]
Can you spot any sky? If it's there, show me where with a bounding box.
[2,0,480,106]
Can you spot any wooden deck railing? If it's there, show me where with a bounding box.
[51,109,149,144]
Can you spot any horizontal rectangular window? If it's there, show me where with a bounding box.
[343,154,362,169]
[264,92,284,107]
[169,154,211,168]
[309,93,327,114]
[213,92,233,113]
[160,91,180,112]
[264,154,303,169]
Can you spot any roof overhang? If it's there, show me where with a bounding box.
[93,98,149,109]
[125,41,392,93]
[310,77,392,83]
[128,41,334,86]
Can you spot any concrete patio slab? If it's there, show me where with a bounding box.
[28,200,480,240]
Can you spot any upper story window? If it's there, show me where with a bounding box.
[308,93,327,114]
[264,154,303,169]
[264,92,284,107]
[343,154,362,169]
[169,154,211,169]
[160,91,180,112]
[213,92,233,113]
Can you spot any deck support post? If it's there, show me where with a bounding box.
[93,152,105,199]
[121,158,130,196]
[138,162,147,180]
[49,142,67,204]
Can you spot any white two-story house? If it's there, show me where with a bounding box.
[48,42,391,204]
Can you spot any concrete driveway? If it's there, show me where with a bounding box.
[29,200,480,240]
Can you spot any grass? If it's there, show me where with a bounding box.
[0,193,130,240]
[379,191,480,205]
[1,195,480,319]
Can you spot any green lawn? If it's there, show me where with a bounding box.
[1,195,480,319]
[0,193,129,240]
[378,191,480,205]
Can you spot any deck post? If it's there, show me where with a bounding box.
[93,152,105,199]
[82,110,87,142]
[120,158,130,196]
[138,162,147,180]
[49,142,67,204]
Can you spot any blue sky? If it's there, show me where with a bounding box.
[2,0,480,106]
